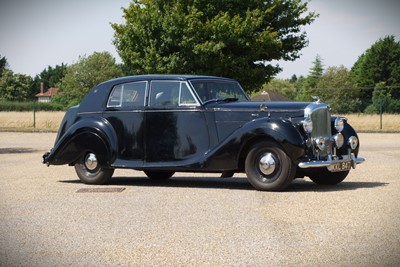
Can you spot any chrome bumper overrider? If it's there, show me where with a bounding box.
[298,153,365,170]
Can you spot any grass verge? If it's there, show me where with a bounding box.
[0,111,64,132]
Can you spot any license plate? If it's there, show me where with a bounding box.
[328,161,352,172]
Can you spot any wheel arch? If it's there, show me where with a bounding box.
[44,117,118,166]
[237,119,306,171]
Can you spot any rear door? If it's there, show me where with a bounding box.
[103,81,147,166]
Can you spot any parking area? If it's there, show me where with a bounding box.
[1,132,399,266]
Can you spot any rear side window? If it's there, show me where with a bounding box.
[107,81,147,108]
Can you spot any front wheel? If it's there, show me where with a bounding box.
[245,141,295,191]
[74,152,114,184]
[309,169,349,185]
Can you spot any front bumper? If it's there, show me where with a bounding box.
[298,153,365,171]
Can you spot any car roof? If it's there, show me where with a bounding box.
[101,74,236,87]
[77,75,239,113]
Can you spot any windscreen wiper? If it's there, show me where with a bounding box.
[203,98,239,105]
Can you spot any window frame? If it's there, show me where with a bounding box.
[149,80,200,108]
[188,79,249,104]
[107,81,148,108]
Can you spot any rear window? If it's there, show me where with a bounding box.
[107,81,147,108]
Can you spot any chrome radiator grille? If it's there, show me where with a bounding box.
[310,107,331,139]
[305,104,332,158]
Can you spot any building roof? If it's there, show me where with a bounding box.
[35,87,58,97]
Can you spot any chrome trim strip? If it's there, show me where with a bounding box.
[212,108,303,113]
[298,153,365,169]
[103,110,145,113]
[145,109,203,113]
[78,111,102,115]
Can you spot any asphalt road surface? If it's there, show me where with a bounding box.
[1,132,399,266]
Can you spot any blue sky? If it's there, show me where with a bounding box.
[0,0,399,79]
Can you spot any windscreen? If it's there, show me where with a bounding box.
[190,80,249,103]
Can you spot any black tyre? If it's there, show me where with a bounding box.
[74,152,114,184]
[144,170,175,180]
[309,169,349,185]
[245,141,295,191]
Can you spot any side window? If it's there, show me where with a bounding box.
[107,85,123,107]
[150,81,180,107]
[179,83,198,106]
[107,81,147,108]
[149,81,199,107]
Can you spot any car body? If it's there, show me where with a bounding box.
[42,75,365,191]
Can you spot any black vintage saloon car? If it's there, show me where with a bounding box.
[42,75,365,191]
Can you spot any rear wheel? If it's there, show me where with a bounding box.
[144,170,175,180]
[74,152,114,184]
[309,169,349,185]
[245,141,295,191]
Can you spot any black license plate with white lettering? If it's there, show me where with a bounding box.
[329,161,352,172]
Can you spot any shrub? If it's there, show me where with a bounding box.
[0,101,65,111]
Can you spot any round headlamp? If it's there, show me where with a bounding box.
[348,136,358,150]
[334,133,344,149]
[334,117,344,133]
[303,117,313,133]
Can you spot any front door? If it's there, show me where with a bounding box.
[144,80,209,166]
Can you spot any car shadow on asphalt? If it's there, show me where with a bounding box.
[60,176,254,191]
[59,176,388,192]
[287,180,389,192]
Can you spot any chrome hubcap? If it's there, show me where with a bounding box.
[85,153,98,171]
[259,153,276,175]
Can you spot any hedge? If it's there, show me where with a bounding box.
[0,101,65,111]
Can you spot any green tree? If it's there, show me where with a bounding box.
[291,74,305,95]
[54,52,123,107]
[32,63,67,98]
[370,82,400,114]
[297,54,324,101]
[315,65,360,113]
[112,0,317,92]
[350,35,400,110]
[0,69,33,101]
[0,54,8,77]
[289,74,298,84]
[307,54,324,87]
[261,79,296,100]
